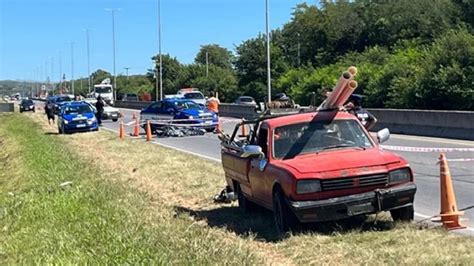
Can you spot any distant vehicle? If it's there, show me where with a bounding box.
[48,95,72,114]
[84,99,121,122]
[140,98,218,132]
[177,88,206,106]
[122,93,139,101]
[234,96,257,106]
[91,78,114,105]
[19,99,35,113]
[57,102,98,134]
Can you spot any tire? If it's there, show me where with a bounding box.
[390,205,414,222]
[58,125,63,134]
[112,119,118,122]
[273,188,298,235]
[235,182,255,212]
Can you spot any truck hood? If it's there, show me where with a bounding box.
[104,106,119,113]
[274,148,404,176]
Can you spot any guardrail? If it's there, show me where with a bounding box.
[103,101,474,140]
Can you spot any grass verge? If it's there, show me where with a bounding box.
[1,112,474,264]
[0,113,261,264]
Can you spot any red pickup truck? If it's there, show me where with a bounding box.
[220,109,416,234]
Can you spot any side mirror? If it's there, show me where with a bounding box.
[377,128,390,143]
[240,145,264,159]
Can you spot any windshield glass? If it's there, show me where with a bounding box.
[95,86,112,93]
[184,92,204,100]
[273,119,373,159]
[64,105,93,115]
[56,96,71,103]
[240,97,254,102]
[174,101,202,110]
[22,100,34,105]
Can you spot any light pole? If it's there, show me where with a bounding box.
[124,67,130,80]
[58,50,62,89]
[157,0,163,101]
[265,0,271,104]
[84,29,91,94]
[50,56,54,92]
[205,51,209,78]
[69,42,75,96]
[297,32,301,67]
[106,8,120,101]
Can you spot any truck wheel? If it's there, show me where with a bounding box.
[235,182,255,212]
[273,188,298,235]
[390,206,414,222]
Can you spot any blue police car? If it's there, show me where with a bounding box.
[140,98,218,132]
[57,101,99,134]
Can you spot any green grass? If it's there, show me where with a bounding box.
[0,113,261,264]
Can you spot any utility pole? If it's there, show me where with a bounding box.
[124,67,130,80]
[85,29,91,94]
[297,32,301,67]
[58,50,62,90]
[70,42,75,96]
[157,0,163,100]
[205,51,209,78]
[106,8,120,101]
[265,0,271,104]
[50,56,54,92]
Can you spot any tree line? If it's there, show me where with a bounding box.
[72,0,474,110]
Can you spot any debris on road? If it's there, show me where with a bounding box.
[156,125,206,138]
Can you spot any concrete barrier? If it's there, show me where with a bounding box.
[368,109,474,140]
[0,103,15,112]
[111,101,474,140]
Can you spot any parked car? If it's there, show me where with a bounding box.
[57,102,99,134]
[140,98,218,132]
[48,95,72,114]
[234,96,257,106]
[84,98,121,122]
[219,109,416,234]
[19,99,35,113]
[122,93,139,101]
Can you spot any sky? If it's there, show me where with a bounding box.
[0,0,308,81]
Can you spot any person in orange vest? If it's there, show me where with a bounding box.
[207,92,220,116]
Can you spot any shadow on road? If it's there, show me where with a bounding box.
[174,205,396,242]
[44,132,59,135]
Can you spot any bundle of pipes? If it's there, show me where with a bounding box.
[319,66,358,110]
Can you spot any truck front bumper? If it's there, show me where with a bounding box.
[288,183,416,223]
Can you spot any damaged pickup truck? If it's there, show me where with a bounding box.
[219,109,416,234]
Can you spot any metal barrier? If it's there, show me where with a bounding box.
[0,103,14,112]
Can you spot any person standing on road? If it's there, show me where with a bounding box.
[207,92,220,117]
[344,94,377,131]
[95,95,105,126]
[44,101,55,126]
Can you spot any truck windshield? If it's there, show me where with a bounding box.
[273,119,373,159]
[64,105,93,115]
[95,86,112,93]
[184,92,204,99]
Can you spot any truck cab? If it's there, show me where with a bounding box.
[220,109,416,234]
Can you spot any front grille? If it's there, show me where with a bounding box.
[321,173,388,191]
[69,119,87,126]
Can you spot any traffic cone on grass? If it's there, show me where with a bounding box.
[132,118,140,137]
[436,153,466,230]
[146,121,152,141]
[119,121,125,140]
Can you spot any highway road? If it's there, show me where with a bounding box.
[34,102,474,234]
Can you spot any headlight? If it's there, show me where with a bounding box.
[30,105,35,108]
[187,115,194,120]
[64,120,69,124]
[296,180,322,194]
[389,168,411,184]
[88,117,97,122]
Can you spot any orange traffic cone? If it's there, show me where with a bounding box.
[132,118,140,137]
[146,120,152,141]
[119,121,125,139]
[215,120,223,134]
[239,121,248,137]
[437,153,466,230]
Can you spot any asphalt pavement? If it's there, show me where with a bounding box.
[33,102,474,234]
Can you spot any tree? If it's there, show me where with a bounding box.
[91,69,111,86]
[195,44,234,69]
[147,54,183,96]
